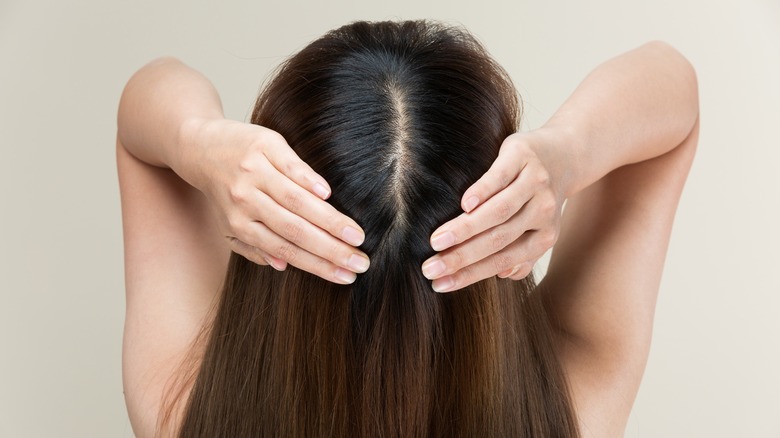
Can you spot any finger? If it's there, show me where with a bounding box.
[430,230,553,293]
[425,192,556,278]
[497,264,521,279]
[429,168,535,252]
[259,129,333,201]
[245,189,370,274]
[497,256,539,279]
[227,236,287,271]
[508,257,538,280]
[458,137,529,213]
[255,159,366,247]
[423,205,534,280]
[239,220,359,285]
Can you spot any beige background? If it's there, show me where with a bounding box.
[1,0,778,436]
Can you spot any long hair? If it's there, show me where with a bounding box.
[161,20,579,437]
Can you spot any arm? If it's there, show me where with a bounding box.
[423,41,698,289]
[537,42,699,435]
[541,116,698,436]
[423,41,698,434]
[117,57,222,176]
[532,40,699,199]
[117,58,370,435]
[118,57,369,282]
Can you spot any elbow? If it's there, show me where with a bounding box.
[117,56,182,138]
[653,41,700,169]
[642,41,700,141]
[121,56,182,99]
[646,40,700,118]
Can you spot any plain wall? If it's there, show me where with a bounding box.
[1,0,778,436]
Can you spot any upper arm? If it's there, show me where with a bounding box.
[117,137,230,437]
[539,117,699,436]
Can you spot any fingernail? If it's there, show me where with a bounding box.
[498,265,521,279]
[348,254,370,273]
[267,256,286,271]
[463,196,480,212]
[334,267,357,284]
[432,276,455,293]
[431,231,455,251]
[422,259,446,279]
[342,226,364,246]
[313,182,330,199]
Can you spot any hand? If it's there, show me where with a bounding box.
[182,118,370,284]
[420,130,567,292]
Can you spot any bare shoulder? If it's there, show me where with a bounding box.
[117,137,230,436]
[537,118,699,436]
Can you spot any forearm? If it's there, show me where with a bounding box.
[117,57,223,189]
[536,41,699,198]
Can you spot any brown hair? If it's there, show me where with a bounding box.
[160,20,578,437]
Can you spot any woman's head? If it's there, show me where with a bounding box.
[167,20,578,437]
[253,19,519,283]
[251,18,523,338]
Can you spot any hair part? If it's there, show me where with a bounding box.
[160,19,579,437]
[385,76,413,226]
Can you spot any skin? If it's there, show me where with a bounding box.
[118,41,699,437]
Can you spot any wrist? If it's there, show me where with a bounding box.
[527,124,584,200]
[175,116,217,193]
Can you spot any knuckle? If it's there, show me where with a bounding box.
[318,256,333,273]
[310,254,331,277]
[283,191,303,212]
[263,131,288,155]
[257,128,280,145]
[492,253,516,273]
[330,241,349,265]
[536,168,551,186]
[275,243,298,263]
[226,214,242,232]
[238,155,260,174]
[282,221,304,244]
[284,160,304,180]
[489,228,511,251]
[267,130,287,146]
[299,252,334,280]
[457,219,474,239]
[497,167,514,188]
[513,263,533,280]
[492,201,513,223]
[449,248,468,271]
[247,137,267,159]
[453,265,474,287]
[502,135,521,152]
[511,141,531,159]
[228,185,246,204]
[330,213,349,235]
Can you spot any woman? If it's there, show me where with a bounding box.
[117,20,699,437]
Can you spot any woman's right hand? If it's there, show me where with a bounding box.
[179,117,370,284]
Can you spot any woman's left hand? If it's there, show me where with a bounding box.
[421,129,568,292]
